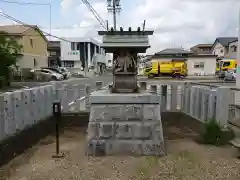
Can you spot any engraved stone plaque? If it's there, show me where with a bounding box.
[124,104,142,121]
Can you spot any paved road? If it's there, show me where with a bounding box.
[139,76,236,87]
[3,73,113,112]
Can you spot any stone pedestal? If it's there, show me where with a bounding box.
[86,89,165,156]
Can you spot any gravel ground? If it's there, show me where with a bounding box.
[1,119,240,180]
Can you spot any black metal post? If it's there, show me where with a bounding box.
[52,101,64,158]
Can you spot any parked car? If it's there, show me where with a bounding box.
[59,67,71,78]
[41,67,68,79]
[30,69,64,81]
[224,69,236,81]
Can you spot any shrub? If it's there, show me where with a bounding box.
[201,119,223,145]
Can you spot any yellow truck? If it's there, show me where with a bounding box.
[216,59,237,78]
[144,60,187,78]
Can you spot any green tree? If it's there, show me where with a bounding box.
[0,31,22,86]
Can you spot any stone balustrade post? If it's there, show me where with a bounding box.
[170,83,178,112]
[216,87,235,127]
[139,81,147,90]
[85,84,91,111]
[150,84,157,94]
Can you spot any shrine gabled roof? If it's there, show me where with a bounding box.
[100,34,151,48]
[101,42,151,48]
[98,30,154,36]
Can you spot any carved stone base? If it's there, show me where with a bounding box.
[86,90,166,156]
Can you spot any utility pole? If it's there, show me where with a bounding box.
[237,8,240,87]
[112,0,116,30]
[107,0,121,30]
[84,42,87,76]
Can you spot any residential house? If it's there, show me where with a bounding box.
[190,44,212,55]
[212,37,237,59]
[151,48,217,76]
[0,25,48,70]
[48,41,61,67]
[225,39,238,59]
[151,48,192,62]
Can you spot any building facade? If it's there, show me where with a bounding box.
[187,54,217,76]
[148,48,217,76]
[47,41,61,67]
[0,25,48,70]
[212,37,237,59]
[190,44,212,55]
[60,37,106,73]
[225,40,238,59]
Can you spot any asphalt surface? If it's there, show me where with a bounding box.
[2,73,113,112]
[138,76,236,87]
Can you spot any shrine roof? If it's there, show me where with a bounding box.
[98,30,154,36]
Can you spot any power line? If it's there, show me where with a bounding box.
[0,0,52,40]
[39,24,101,30]
[0,11,71,42]
[0,0,50,6]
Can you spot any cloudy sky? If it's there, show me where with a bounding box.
[0,0,240,54]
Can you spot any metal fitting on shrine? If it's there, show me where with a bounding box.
[150,84,157,94]
[108,84,113,90]
[96,81,103,90]
[139,81,147,90]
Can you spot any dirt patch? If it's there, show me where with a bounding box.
[1,116,240,180]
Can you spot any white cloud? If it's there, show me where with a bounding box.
[1,0,237,54]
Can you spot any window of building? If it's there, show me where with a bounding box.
[63,61,75,68]
[220,49,224,53]
[194,62,204,69]
[71,42,75,50]
[50,51,56,56]
[30,39,33,48]
[68,52,78,55]
[33,58,37,67]
[77,43,80,50]
[231,45,237,52]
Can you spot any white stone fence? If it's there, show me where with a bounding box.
[0,79,238,144]
[143,81,236,128]
[0,81,93,143]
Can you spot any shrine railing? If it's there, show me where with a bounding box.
[144,81,237,128]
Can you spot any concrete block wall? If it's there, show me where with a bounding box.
[87,104,165,156]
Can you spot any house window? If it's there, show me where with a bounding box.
[33,58,37,67]
[50,51,56,56]
[194,62,204,69]
[30,39,33,48]
[68,52,78,55]
[71,42,75,50]
[231,45,237,52]
[77,43,80,50]
[220,49,224,53]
